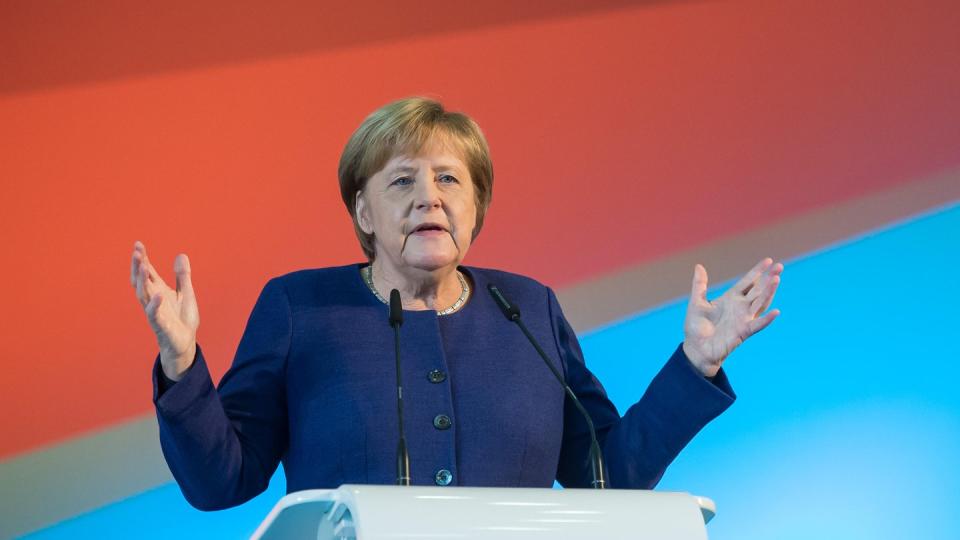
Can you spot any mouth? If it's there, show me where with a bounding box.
[409,222,450,236]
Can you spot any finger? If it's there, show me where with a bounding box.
[689,264,709,306]
[138,244,159,283]
[142,259,170,289]
[750,275,780,315]
[130,242,145,287]
[136,264,149,306]
[131,252,141,288]
[139,264,166,305]
[145,292,163,324]
[136,240,149,267]
[746,272,771,302]
[144,293,169,338]
[747,262,782,300]
[746,308,780,336]
[733,257,773,295]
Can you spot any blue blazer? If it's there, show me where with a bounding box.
[153,265,735,510]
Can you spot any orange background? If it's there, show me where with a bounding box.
[2,0,959,459]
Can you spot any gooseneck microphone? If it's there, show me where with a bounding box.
[488,284,608,489]
[389,289,411,486]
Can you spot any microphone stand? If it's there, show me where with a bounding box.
[389,289,411,486]
[488,284,608,489]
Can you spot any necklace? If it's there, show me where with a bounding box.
[361,265,470,316]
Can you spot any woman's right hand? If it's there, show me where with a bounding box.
[131,241,200,381]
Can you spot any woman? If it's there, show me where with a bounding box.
[131,98,782,510]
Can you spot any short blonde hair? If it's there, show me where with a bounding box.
[338,97,494,260]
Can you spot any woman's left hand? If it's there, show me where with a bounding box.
[682,258,783,377]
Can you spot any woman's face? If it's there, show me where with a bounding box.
[357,138,477,273]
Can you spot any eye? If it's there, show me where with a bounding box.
[438,174,459,184]
[390,176,413,187]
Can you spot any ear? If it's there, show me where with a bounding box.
[355,190,374,235]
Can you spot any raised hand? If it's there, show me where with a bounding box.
[682,258,783,377]
[130,241,199,381]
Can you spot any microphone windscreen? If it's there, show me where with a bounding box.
[389,289,403,327]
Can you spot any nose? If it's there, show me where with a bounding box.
[413,174,442,211]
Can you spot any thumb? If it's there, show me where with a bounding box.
[690,263,708,305]
[174,253,200,328]
[174,253,194,297]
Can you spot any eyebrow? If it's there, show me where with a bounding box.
[387,164,465,175]
[387,166,418,175]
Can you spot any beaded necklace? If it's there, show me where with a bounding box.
[361,265,470,316]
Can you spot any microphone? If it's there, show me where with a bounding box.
[488,284,608,489]
[390,288,404,327]
[389,289,411,486]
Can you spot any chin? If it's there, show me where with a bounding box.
[403,251,460,272]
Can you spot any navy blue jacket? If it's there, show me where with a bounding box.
[153,265,735,510]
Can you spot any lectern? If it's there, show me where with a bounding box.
[252,485,716,539]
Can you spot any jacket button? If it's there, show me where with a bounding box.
[427,369,447,383]
[435,469,453,486]
[433,414,452,430]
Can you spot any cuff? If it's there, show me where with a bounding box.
[152,345,216,417]
[676,344,736,400]
[653,343,737,420]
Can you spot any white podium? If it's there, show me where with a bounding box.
[252,485,716,539]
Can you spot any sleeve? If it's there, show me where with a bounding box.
[548,289,735,489]
[152,278,291,510]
